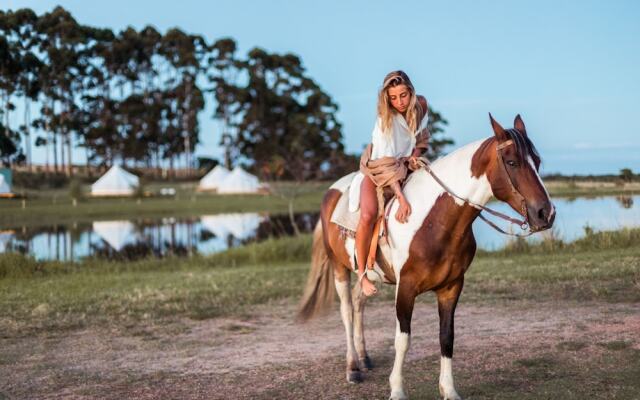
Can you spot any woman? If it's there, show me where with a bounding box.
[350,70,430,296]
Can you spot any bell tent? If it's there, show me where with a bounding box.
[91,165,139,196]
[198,165,230,191]
[0,175,11,196]
[217,167,263,194]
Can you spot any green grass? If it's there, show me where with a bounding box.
[1,228,639,337]
[479,226,640,255]
[1,228,640,399]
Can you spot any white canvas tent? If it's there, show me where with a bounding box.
[217,167,263,194]
[0,175,11,195]
[93,221,138,251]
[91,165,139,196]
[198,165,230,191]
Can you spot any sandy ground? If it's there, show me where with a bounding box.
[1,297,639,400]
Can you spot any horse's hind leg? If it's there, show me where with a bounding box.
[334,265,362,383]
[352,279,373,371]
[436,279,464,400]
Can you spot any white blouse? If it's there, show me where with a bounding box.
[348,111,429,212]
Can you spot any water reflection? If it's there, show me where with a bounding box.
[2,212,319,261]
[615,195,634,209]
[1,195,639,261]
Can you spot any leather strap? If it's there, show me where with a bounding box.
[417,156,534,237]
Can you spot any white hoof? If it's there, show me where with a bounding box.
[389,389,408,400]
[439,384,462,400]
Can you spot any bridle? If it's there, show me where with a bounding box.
[416,132,537,238]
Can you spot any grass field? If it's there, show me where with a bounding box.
[1,228,639,399]
[1,228,638,335]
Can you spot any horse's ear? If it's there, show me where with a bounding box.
[514,114,527,136]
[489,113,509,142]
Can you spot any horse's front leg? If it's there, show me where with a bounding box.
[389,282,416,400]
[352,280,373,371]
[436,279,464,400]
[334,271,362,383]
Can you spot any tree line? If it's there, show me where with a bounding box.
[0,6,450,180]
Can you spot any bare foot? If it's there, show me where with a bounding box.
[360,274,378,297]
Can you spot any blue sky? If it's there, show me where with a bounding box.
[5,0,640,174]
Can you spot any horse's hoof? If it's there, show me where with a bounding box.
[360,356,374,371]
[389,389,408,400]
[347,370,363,383]
[439,384,462,400]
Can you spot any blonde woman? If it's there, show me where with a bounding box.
[350,70,430,296]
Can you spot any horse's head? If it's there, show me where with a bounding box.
[485,114,555,232]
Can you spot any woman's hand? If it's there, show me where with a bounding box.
[395,195,411,223]
[408,155,420,171]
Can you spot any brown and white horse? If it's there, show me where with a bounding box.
[298,114,555,400]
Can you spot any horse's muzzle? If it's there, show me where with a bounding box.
[528,201,556,231]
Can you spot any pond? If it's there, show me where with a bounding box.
[0,195,637,261]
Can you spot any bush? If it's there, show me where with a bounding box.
[68,179,84,202]
[13,171,69,189]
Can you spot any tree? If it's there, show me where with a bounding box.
[219,47,344,181]
[620,168,634,183]
[2,6,454,183]
[206,37,240,170]
[213,47,345,233]
[424,106,451,161]
[0,13,22,165]
[2,9,42,170]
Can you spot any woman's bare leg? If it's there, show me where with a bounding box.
[355,175,378,296]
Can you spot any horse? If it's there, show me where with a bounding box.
[298,114,555,399]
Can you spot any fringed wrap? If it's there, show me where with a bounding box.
[358,128,430,216]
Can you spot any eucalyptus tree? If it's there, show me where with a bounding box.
[206,37,240,169]
[137,26,163,171]
[34,6,90,174]
[0,9,42,169]
[0,11,22,164]
[158,28,205,175]
[222,47,344,182]
[213,47,345,233]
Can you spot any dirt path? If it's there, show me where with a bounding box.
[2,298,639,399]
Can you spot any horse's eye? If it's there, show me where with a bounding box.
[507,160,517,167]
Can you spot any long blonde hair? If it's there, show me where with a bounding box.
[377,70,423,135]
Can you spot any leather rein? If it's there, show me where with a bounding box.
[416,139,536,238]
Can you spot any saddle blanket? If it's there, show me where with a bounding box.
[329,175,395,239]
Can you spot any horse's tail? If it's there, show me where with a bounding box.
[297,221,335,322]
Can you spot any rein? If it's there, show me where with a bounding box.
[416,140,535,238]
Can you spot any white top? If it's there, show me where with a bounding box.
[348,111,428,212]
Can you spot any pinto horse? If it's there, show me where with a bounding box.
[298,114,555,400]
